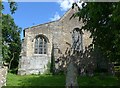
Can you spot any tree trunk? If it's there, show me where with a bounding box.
[8,53,14,70]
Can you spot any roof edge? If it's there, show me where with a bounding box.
[24,20,58,30]
[24,5,80,30]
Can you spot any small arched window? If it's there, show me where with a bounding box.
[34,35,47,54]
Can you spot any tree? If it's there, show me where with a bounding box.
[2,14,21,71]
[73,2,120,63]
[0,1,21,71]
[1,0,17,14]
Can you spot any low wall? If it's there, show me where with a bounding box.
[0,67,8,87]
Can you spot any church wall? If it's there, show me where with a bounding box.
[24,23,53,57]
[52,8,92,57]
[18,7,93,75]
[18,23,54,75]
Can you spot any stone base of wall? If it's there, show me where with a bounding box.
[18,68,46,75]
[0,67,8,87]
[18,56,50,75]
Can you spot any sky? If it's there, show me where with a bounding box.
[3,0,82,39]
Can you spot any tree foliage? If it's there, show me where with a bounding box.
[1,1,21,70]
[8,0,17,14]
[73,2,120,62]
[2,14,21,69]
[1,0,17,14]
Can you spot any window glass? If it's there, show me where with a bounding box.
[34,36,47,54]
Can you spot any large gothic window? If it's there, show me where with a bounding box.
[34,35,47,54]
[72,28,83,52]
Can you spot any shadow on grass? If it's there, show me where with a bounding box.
[6,73,120,88]
[19,75,120,88]
[78,75,120,87]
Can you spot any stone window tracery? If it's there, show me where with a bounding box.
[34,35,47,54]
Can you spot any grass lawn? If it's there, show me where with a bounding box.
[6,73,65,86]
[6,73,120,87]
[77,75,120,86]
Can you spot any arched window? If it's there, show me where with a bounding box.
[34,35,47,54]
[72,28,83,51]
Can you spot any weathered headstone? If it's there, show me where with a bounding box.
[66,56,79,88]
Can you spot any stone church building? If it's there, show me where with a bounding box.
[18,6,92,75]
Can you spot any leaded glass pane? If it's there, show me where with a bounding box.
[34,38,38,54]
[34,36,47,54]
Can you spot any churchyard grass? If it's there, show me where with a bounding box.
[6,73,65,86]
[6,73,120,87]
[77,75,120,86]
